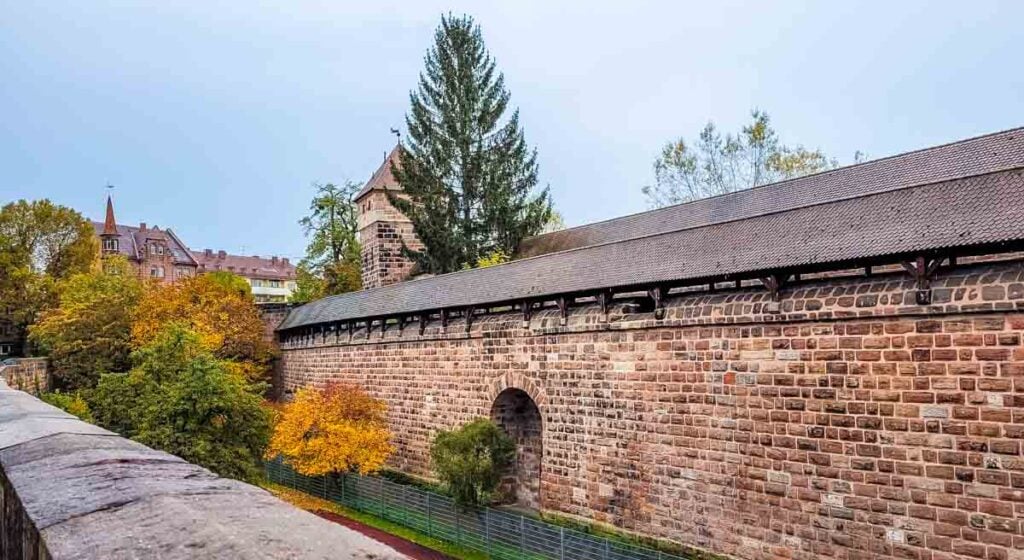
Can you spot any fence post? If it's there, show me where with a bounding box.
[484,509,491,559]
[604,539,610,560]
[379,477,386,518]
[520,515,526,556]
[341,472,346,503]
[560,526,565,560]
[426,493,432,537]
[456,508,462,546]
[401,485,406,524]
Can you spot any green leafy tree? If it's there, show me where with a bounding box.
[0,200,97,355]
[430,418,515,507]
[90,324,272,482]
[391,14,553,274]
[289,264,326,303]
[293,182,361,302]
[642,110,840,208]
[28,256,142,390]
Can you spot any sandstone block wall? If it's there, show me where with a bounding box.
[358,190,423,290]
[281,259,1024,560]
[0,379,404,560]
[0,358,49,395]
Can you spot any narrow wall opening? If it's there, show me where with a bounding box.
[490,388,542,509]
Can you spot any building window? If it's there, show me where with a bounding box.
[270,280,281,288]
[150,266,165,278]
[103,238,119,251]
[0,344,10,356]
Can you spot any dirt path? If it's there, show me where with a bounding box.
[312,509,455,560]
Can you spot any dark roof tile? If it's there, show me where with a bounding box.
[519,127,1024,257]
[280,167,1024,331]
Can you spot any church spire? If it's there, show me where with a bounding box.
[102,194,117,236]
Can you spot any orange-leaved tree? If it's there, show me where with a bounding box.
[267,383,393,476]
[131,272,271,381]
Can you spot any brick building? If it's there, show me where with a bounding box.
[95,196,296,300]
[277,128,1024,560]
[191,249,297,303]
[95,196,198,282]
[355,145,424,290]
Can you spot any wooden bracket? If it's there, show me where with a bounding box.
[380,318,388,338]
[440,309,449,329]
[902,255,944,305]
[465,306,475,333]
[348,321,354,341]
[597,290,612,322]
[557,296,570,326]
[761,273,791,302]
[398,316,406,333]
[521,300,533,327]
[647,287,666,319]
[418,313,428,336]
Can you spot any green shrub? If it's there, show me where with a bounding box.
[430,418,514,507]
[40,391,93,423]
[88,324,272,482]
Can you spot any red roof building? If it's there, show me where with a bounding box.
[190,249,297,303]
[94,196,198,283]
[94,196,296,301]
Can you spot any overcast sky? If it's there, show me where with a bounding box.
[2,1,1022,259]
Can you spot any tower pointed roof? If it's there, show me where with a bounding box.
[354,145,402,201]
[102,195,118,236]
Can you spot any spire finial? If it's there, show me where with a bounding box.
[102,188,118,236]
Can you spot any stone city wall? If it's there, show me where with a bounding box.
[280,259,1024,560]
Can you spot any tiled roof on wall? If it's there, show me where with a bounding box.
[518,127,1024,257]
[279,160,1024,331]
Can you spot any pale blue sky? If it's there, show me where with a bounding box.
[2,1,1022,259]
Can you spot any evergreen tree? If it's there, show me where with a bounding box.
[391,15,552,274]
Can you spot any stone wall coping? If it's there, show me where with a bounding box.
[0,380,407,560]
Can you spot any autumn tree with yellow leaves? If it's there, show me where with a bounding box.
[131,272,271,382]
[267,383,393,476]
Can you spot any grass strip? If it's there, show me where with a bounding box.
[263,482,488,560]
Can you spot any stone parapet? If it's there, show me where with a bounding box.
[0,358,50,395]
[0,380,405,560]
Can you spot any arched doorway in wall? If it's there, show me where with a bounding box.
[490,388,543,509]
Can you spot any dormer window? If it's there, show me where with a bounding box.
[103,238,119,252]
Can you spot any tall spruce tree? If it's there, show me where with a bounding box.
[391,15,552,274]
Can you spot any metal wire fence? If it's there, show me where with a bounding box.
[265,458,688,560]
